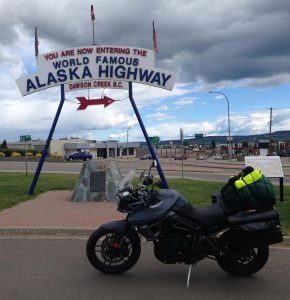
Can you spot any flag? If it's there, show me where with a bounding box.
[91,5,95,22]
[152,21,159,53]
[35,27,39,57]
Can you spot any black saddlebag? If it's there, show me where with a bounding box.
[228,208,283,248]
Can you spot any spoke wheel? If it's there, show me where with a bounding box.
[86,227,141,274]
[217,230,269,276]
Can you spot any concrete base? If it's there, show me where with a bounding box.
[71,160,121,202]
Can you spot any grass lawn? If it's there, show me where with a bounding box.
[0,172,289,234]
[0,173,77,211]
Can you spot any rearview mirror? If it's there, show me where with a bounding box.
[154,180,165,189]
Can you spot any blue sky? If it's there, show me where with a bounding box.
[1,0,290,143]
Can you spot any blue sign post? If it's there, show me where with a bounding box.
[28,84,66,195]
[129,82,169,189]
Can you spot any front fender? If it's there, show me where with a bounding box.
[100,220,141,244]
[101,220,127,233]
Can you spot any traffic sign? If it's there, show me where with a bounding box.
[195,134,204,139]
[20,135,31,142]
[148,136,160,144]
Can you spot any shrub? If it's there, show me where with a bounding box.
[26,152,33,156]
[0,152,5,157]
[11,152,21,157]
[34,153,42,159]
[2,149,13,157]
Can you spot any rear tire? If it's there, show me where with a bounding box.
[217,230,269,276]
[86,227,141,274]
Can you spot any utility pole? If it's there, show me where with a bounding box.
[269,107,273,156]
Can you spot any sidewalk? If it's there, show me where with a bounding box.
[0,190,124,236]
[0,190,289,247]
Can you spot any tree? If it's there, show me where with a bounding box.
[0,140,7,149]
[211,140,216,149]
[242,141,249,148]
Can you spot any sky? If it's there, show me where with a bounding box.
[1,0,290,143]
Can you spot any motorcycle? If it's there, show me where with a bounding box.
[86,161,283,286]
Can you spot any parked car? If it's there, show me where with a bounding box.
[140,154,152,160]
[213,154,223,160]
[174,155,187,160]
[197,155,205,160]
[64,152,92,161]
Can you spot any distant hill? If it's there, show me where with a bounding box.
[140,130,290,146]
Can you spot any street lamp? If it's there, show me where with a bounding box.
[125,124,136,160]
[209,91,232,160]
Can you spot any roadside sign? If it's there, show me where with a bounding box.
[148,136,160,144]
[245,156,284,178]
[20,135,31,142]
[227,136,233,142]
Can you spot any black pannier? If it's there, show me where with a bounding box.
[228,208,283,247]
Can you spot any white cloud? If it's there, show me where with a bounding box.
[156,105,169,111]
[173,97,195,106]
[145,112,175,121]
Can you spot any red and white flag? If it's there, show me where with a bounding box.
[91,5,95,22]
[152,21,159,53]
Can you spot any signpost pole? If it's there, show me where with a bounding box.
[280,177,284,202]
[28,84,66,195]
[25,141,28,176]
[128,82,169,189]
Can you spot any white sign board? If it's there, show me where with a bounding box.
[65,80,128,92]
[16,45,176,96]
[245,156,284,178]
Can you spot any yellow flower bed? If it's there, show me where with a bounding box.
[0,152,5,157]
[11,152,21,157]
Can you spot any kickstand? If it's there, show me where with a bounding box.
[186,264,192,287]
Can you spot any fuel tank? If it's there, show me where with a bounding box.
[127,189,189,225]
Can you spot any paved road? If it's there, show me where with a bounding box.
[1,159,290,184]
[0,238,289,300]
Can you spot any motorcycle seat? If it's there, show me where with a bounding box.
[178,202,226,226]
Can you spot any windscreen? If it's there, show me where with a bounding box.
[118,169,135,191]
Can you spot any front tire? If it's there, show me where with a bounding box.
[217,230,269,276]
[86,227,141,274]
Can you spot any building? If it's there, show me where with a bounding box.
[7,138,140,159]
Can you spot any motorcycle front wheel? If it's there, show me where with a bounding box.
[86,227,141,274]
[217,230,269,276]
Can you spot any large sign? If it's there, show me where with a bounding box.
[245,156,284,178]
[20,135,31,142]
[16,45,176,96]
[149,136,160,144]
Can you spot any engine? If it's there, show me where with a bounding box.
[153,222,195,264]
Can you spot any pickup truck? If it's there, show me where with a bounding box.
[64,152,92,161]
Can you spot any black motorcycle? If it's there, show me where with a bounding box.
[86,162,283,285]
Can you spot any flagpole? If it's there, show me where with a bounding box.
[91,5,96,45]
[35,26,39,66]
[92,21,95,45]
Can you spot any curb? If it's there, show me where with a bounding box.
[0,227,289,247]
[0,227,96,237]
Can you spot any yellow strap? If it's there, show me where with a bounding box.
[234,169,262,190]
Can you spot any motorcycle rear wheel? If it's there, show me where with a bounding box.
[86,227,141,274]
[217,231,269,276]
